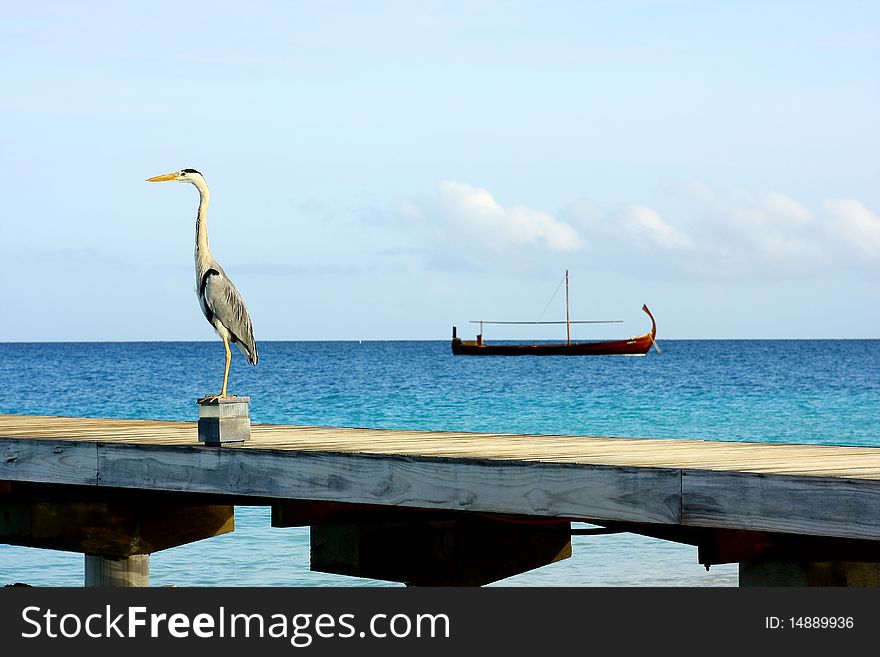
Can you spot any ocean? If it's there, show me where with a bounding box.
[1,339,878,586]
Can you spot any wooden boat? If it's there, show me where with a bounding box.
[451,271,657,356]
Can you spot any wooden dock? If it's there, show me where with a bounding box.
[2,414,880,586]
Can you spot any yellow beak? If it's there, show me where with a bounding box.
[146,172,177,182]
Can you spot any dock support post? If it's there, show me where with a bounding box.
[84,554,150,587]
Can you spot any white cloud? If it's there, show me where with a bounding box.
[764,192,813,224]
[393,181,878,279]
[563,200,691,254]
[824,199,880,260]
[564,182,878,278]
[673,185,827,274]
[621,204,692,249]
[689,187,817,258]
[407,181,583,253]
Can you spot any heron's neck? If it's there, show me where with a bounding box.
[193,178,212,261]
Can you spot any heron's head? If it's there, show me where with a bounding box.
[146,168,205,185]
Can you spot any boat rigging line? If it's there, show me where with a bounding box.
[535,271,567,324]
[468,271,622,344]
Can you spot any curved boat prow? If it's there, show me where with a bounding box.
[641,304,656,336]
[641,304,660,353]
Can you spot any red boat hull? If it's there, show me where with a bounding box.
[451,305,657,356]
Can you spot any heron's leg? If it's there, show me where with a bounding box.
[220,337,232,397]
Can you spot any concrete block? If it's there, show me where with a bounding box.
[197,396,251,445]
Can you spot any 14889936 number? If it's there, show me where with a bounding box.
[790,617,854,629]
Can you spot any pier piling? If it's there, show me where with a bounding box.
[85,554,150,587]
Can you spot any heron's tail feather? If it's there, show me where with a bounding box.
[235,340,259,366]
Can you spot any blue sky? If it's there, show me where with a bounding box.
[1,1,878,340]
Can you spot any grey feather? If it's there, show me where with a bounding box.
[202,266,258,365]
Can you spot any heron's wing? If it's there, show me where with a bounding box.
[203,271,259,365]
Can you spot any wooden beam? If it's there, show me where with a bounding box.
[697,529,880,566]
[95,445,681,525]
[1,439,97,486]
[739,560,880,587]
[0,489,234,556]
[682,470,880,541]
[310,515,572,586]
[271,499,445,527]
[271,499,568,528]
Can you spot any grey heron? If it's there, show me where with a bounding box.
[147,168,258,399]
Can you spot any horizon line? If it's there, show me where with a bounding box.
[1,337,878,344]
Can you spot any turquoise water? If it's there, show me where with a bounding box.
[1,340,878,586]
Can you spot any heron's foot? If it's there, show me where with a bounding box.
[198,393,235,403]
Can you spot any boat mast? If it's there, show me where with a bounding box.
[565,269,571,346]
